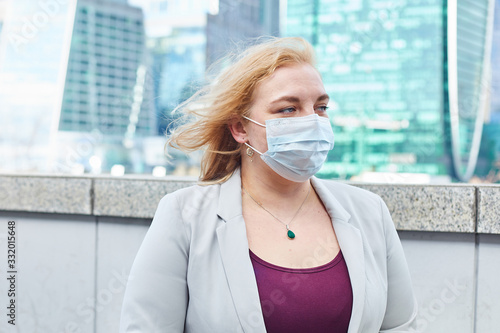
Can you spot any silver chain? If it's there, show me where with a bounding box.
[241,185,311,230]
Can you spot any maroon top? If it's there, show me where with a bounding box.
[249,250,353,333]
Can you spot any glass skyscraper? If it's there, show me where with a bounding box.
[491,0,500,117]
[0,0,153,173]
[149,27,206,135]
[129,0,213,138]
[129,0,280,175]
[132,0,280,136]
[59,0,153,139]
[206,0,280,67]
[118,0,279,176]
[284,0,495,182]
[476,0,500,179]
[447,0,496,181]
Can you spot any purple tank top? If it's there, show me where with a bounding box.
[249,250,353,333]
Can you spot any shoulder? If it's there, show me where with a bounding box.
[157,182,221,208]
[313,177,391,238]
[154,183,221,225]
[314,178,383,209]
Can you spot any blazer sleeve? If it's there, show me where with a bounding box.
[379,198,420,333]
[120,194,190,333]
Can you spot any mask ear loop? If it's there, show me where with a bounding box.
[242,115,265,162]
[242,115,266,128]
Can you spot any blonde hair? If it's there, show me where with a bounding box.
[166,37,317,184]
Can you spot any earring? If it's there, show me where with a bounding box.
[246,146,254,162]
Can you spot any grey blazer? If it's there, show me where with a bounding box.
[120,169,418,332]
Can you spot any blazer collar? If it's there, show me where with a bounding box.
[217,168,243,223]
[216,171,366,333]
[216,169,267,332]
[310,176,351,223]
[216,171,353,224]
[311,177,366,333]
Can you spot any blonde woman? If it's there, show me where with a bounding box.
[120,37,418,333]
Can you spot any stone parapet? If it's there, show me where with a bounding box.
[1,174,498,233]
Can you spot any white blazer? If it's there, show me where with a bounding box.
[120,169,418,332]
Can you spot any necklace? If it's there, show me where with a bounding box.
[242,185,311,240]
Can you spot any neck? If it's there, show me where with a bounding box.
[240,158,312,208]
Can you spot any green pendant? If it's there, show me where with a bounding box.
[287,229,295,239]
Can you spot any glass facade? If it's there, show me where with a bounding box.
[136,0,279,136]
[149,27,207,135]
[0,0,153,174]
[477,121,500,177]
[446,0,494,181]
[206,0,276,67]
[475,0,500,180]
[285,0,447,180]
[491,0,500,117]
[1,0,496,180]
[58,2,153,137]
[285,0,494,182]
[139,0,279,174]
[129,0,212,140]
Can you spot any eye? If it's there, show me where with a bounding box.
[316,105,329,113]
[278,107,296,114]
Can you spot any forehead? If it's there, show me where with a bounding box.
[253,63,325,101]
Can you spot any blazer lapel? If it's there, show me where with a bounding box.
[214,172,365,333]
[311,178,366,333]
[216,169,267,332]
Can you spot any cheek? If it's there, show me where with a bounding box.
[247,127,268,152]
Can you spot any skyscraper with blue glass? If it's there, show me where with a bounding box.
[132,0,280,136]
[59,0,153,143]
[491,0,500,118]
[476,0,500,178]
[0,0,152,173]
[284,0,495,182]
[129,0,215,138]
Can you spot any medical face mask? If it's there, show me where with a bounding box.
[243,113,335,182]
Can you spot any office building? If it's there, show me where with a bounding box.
[0,0,152,173]
[129,0,212,137]
[59,0,153,139]
[148,27,206,135]
[284,0,495,182]
[132,0,280,136]
[206,0,280,67]
[476,120,500,178]
[491,0,500,117]
[128,0,216,37]
[476,0,500,180]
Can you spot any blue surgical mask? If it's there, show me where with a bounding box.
[243,114,335,182]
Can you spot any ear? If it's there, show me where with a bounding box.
[228,116,247,144]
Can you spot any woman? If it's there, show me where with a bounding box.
[120,37,418,332]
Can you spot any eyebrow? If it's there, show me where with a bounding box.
[269,94,330,105]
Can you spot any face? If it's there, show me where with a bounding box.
[244,63,330,154]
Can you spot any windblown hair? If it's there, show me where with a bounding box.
[166,37,317,183]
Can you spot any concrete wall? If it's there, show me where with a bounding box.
[0,174,498,332]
